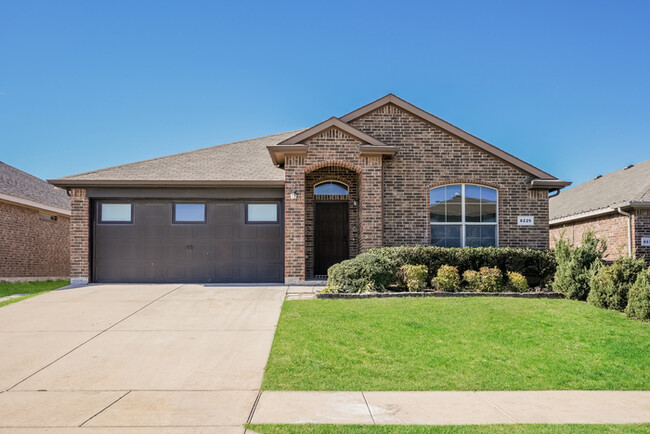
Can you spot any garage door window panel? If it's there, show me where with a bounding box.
[246,203,279,224]
[173,203,206,224]
[99,203,133,224]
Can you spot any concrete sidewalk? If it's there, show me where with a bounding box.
[250,391,650,425]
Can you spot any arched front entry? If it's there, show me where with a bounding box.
[305,166,360,278]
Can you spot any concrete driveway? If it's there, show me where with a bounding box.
[0,283,287,432]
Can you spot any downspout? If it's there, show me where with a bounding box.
[616,207,633,256]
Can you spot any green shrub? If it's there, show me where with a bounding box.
[325,245,556,293]
[507,271,529,292]
[463,270,481,292]
[588,256,647,311]
[626,268,650,320]
[479,266,504,292]
[552,231,606,300]
[399,264,429,292]
[364,246,554,286]
[432,265,460,291]
[325,254,393,293]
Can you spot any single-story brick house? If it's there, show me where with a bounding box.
[49,94,569,285]
[1,162,70,282]
[550,159,650,261]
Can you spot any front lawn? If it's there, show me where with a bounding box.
[262,298,650,391]
[247,425,650,434]
[0,280,69,307]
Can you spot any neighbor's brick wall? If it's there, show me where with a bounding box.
[549,212,630,260]
[70,188,90,282]
[633,209,650,262]
[349,103,550,249]
[0,201,69,279]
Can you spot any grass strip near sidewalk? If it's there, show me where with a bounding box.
[247,424,650,433]
[0,280,69,308]
[262,297,650,391]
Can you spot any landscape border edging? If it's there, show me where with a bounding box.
[317,291,563,299]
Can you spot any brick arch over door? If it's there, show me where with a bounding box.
[304,160,363,174]
[305,165,360,278]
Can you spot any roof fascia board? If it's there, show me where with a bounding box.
[548,204,641,225]
[0,192,71,216]
[550,207,618,225]
[266,145,307,166]
[47,179,285,188]
[359,145,397,157]
[529,179,572,189]
[340,94,558,180]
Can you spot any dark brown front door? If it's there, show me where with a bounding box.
[314,202,349,276]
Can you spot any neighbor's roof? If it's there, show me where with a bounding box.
[49,131,304,187]
[0,162,70,211]
[550,159,650,222]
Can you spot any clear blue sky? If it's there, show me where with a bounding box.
[1,0,649,187]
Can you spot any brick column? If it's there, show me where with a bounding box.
[359,155,383,251]
[284,156,306,283]
[70,188,90,285]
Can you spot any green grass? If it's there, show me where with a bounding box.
[0,280,69,308]
[262,298,650,391]
[247,424,650,433]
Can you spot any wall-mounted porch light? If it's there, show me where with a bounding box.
[290,190,299,200]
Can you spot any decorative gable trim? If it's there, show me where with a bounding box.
[268,117,397,165]
[278,117,388,147]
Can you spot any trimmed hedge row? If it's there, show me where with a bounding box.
[326,246,555,294]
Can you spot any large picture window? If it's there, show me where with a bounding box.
[429,184,497,247]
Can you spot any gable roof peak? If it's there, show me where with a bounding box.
[340,94,565,182]
[275,116,388,147]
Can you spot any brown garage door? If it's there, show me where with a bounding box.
[93,200,283,283]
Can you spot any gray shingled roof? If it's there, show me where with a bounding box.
[51,130,304,185]
[550,159,650,220]
[0,162,70,210]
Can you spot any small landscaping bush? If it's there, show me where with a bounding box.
[399,264,429,292]
[462,270,481,292]
[432,265,460,291]
[325,246,556,293]
[588,256,647,311]
[552,231,606,300]
[478,266,504,292]
[325,254,393,293]
[625,268,650,321]
[507,271,529,292]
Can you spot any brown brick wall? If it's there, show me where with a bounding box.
[633,209,650,262]
[0,201,69,279]
[349,103,550,249]
[70,188,90,284]
[549,212,631,260]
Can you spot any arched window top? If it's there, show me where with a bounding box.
[429,184,498,247]
[314,181,349,195]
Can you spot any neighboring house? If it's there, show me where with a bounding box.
[49,94,569,285]
[550,159,650,260]
[0,162,70,281]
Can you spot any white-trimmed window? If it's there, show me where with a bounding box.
[429,184,498,247]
